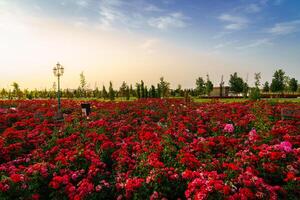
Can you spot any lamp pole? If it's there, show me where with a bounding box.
[53,62,64,113]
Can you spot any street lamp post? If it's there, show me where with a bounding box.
[53,62,64,115]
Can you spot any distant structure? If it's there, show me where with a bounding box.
[210,86,230,97]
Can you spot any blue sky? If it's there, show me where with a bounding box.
[0,0,299,89]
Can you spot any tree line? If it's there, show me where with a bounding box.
[0,69,298,100]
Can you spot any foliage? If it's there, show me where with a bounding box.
[108,81,115,101]
[158,77,170,98]
[263,81,270,92]
[270,69,285,93]
[205,75,214,96]
[229,72,244,94]
[195,77,205,95]
[249,87,261,100]
[254,72,261,88]
[102,86,108,99]
[289,78,298,93]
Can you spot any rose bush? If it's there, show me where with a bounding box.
[0,99,299,199]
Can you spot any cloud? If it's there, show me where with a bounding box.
[145,4,163,12]
[98,0,125,30]
[218,14,249,30]
[267,20,300,35]
[148,12,188,30]
[76,0,89,7]
[214,40,238,49]
[140,38,160,54]
[212,31,232,39]
[236,38,272,49]
[245,4,261,13]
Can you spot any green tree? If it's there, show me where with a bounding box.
[136,83,141,99]
[262,81,270,92]
[195,77,205,96]
[249,73,261,100]
[175,84,183,97]
[102,85,108,99]
[141,80,145,98]
[150,85,156,98]
[129,84,134,97]
[79,72,87,97]
[93,87,101,98]
[229,72,244,94]
[0,88,7,99]
[12,82,23,99]
[145,86,148,98]
[125,86,130,100]
[270,69,285,93]
[157,83,161,98]
[158,77,170,98]
[242,82,249,98]
[289,78,298,93]
[108,81,115,101]
[249,72,261,100]
[205,75,214,96]
[254,73,261,88]
[119,81,128,99]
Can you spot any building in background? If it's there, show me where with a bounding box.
[210,86,230,97]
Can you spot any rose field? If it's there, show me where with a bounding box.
[0,99,299,200]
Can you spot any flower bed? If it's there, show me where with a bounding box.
[0,99,299,199]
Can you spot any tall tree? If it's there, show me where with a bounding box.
[136,83,141,99]
[270,69,285,93]
[175,84,183,97]
[12,82,22,99]
[102,85,108,99]
[157,83,161,98]
[262,81,270,92]
[254,72,261,88]
[141,80,145,98]
[145,86,148,98]
[229,72,244,94]
[158,77,170,98]
[242,82,249,98]
[205,75,214,96]
[125,86,130,100]
[94,87,101,98]
[0,89,7,99]
[80,72,87,97]
[119,81,128,99]
[129,84,134,97]
[108,81,115,101]
[150,85,156,98]
[195,77,205,96]
[289,78,298,93]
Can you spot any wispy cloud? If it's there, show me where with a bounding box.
[148,12,188,30]
[140,38,161,54]
[145,4,163,12]
[218,14,249,30]
[245,4,262,13]
[267,20,300,35]
[98,0,125,30]
[214,40,238,49]
[76,0,89,8]
[236,38,272,49]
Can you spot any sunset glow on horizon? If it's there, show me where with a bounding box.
[1,0,300,89]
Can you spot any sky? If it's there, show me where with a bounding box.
[0,0,300,89]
